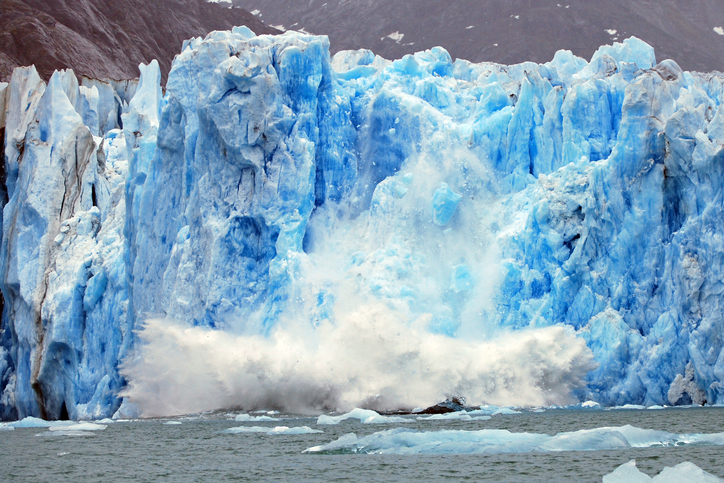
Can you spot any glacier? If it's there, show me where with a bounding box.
[1,25,724,420]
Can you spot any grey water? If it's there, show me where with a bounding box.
[2,408,724,482]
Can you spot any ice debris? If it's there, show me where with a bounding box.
[48,422,106,431]
[417,411,491,421]
[603,460,723,483]
[317,408,411,425]
[305,425,724,454]
[235,414,281,422]
[223,426,322,435]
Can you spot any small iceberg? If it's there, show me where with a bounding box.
[603,460,723,482]
[223,426,322,435]
[317,408,411,425]
[1,417,107,432]
[235,414,281,422]
[48,423,107,432]
[305,425,724,454]
[417,411,491,421]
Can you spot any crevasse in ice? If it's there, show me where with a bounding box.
[1,26,724,420]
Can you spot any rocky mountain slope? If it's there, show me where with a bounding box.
[233,0,724,72]
[0,0,279,81]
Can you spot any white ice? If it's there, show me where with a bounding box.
[223,426,322,435]
[317,408,411,425]
[603,460,723,483]
[304,425,724,454]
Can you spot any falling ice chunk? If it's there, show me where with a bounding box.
[432,182,462,226]
[450,264,475,293]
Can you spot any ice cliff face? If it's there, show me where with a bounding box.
[1,28,724,420]
[0,67,138,420]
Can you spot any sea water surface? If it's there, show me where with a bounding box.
[2,407,724,481]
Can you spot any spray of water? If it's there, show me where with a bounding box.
[121,314,593,417]
[120,145,595,417]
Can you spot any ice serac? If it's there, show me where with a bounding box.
[3,30,724,419]
[128,28,353,331]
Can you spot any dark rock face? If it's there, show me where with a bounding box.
[233,0,724,72]
[0,0,279,82]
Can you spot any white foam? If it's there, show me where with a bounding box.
[121,318,592,417]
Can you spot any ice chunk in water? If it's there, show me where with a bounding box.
[317,408,411,425]
[305,425,724,454]
[224,426,322,435]
[603,460,723,483]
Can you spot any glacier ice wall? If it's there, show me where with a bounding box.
[2,27,724,419]
[0,66,137,420]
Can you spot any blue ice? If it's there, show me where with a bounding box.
[1,25,724,420]
[304,425,724,454]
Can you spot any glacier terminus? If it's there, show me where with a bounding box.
[1,26,724,420]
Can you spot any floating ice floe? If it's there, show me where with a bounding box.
[235,414,282,422]
[3,417,61,428]
[317,409,411,425]
[603,460,723,482]
[417,411,491,421]
[469,406,522,416]
[48,422,107,431]
[0,417,108,434]
[304,425,724,454]
[223,426,322,435]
